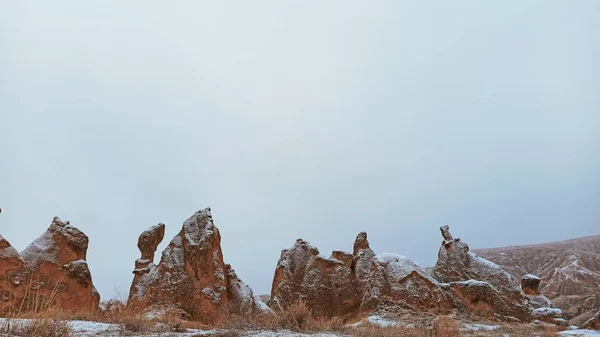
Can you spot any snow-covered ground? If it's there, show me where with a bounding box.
[559,329,600,337]
[1,317,599,336]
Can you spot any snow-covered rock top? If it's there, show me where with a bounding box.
[1,217,99,313]
[182,207,216,246]
[523,274,540,281]
[0,234,21,260]
[375,253,432,281]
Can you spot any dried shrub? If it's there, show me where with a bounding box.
[434,316,460,337]
[0,318,72,337]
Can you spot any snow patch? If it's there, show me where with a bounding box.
[523,274,540,281]
[531,307,563,318]
[461,323,500,331]
[254,296,271,312]
[19,229,58,268]
[559,329,600,337]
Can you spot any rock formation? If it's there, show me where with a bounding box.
[271,232,453,319]
[271,225,566,324]
[432,225,522,297]
[128,208,264,323]
[431,225,564,323]
[521,274,541,296]
[474,235,600,325]
[0,217,100,313]
[270,238,361,317]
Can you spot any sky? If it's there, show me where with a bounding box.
[0,1,599,299]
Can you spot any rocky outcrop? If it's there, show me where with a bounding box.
[474,235,600,325]
[271,232,454,319]
[128,208,262,323]
[360,253,453,314]
[431,225,562,322]
[432,225,522,297]
[270,239,360,317]
[0,217,100,313]
[521,274,541,296]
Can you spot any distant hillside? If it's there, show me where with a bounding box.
[474,235,600,325]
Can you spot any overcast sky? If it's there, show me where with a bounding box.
[1,1,599,299]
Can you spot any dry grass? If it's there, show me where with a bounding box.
[0,289,569,337]
[434,316,460,337]
[0,318,72,337]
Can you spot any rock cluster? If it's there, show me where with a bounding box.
[0,217,100,313]
[270,231,454,318]
[271,225,565,324]
[127,208,266,323]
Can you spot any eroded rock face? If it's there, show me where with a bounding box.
[443,280,528,320]
[128,208,261,323]
[270,239,360,317]
[360,253,453,314]
[271,232,453,318]
[0,217,100,313]
[431,226,566,322]
[432,225,523,296]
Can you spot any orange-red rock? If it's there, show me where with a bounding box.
[0,217,100,313]
[128,208,264,323]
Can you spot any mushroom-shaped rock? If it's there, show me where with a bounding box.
[520,273,554,310]
[137,223,165,265]
[129,223,166,304]
[0,217,99,313]
[522,274,541,296]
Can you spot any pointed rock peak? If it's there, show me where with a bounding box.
[353,231,370,255]
[0,234,21,260]
[181,208,219,246]
[51,216,70,229]
[286,239,319,256]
